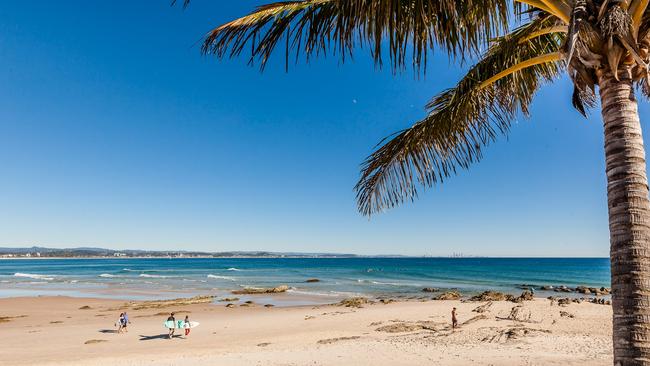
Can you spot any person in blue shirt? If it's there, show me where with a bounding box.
[122,312,130,333]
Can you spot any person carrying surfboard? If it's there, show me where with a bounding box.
[183,315,191,336]
[167,313,176,339]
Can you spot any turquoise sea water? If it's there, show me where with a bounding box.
[0,258,610,304]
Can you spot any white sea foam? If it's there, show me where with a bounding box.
[226,268,241,271]
[285,289,340,297]
[99,274,117,278]
[14,273,55,281]
[123,268,172,273]
[207,274,235,281]
[139,274,173,279]
[356,279,420,287]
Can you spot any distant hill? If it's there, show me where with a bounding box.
[0,246,361,258]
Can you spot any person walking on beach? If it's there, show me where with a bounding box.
[183,315,191,336]
[451,307,458,330]
[116,313,125,333]
[122,312,130,333]
[167,312,176,339]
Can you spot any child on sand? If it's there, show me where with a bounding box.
[451,307,458,329]
[184,315,191,336]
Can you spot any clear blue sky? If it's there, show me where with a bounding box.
[0,1,638,256]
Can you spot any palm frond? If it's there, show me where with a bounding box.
[201,0,515,73]
[355,16,564,215]
[171,0,191,9]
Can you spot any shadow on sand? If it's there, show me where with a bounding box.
[139,334,184,341]
[98,329,118,334]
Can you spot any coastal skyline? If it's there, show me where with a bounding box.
[0,1,633,256]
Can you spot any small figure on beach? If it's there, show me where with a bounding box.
[116,313,125,333]
[122,312,129,333]
[184,315,191,336]
[167,312,176,339]
[451,307,458,330]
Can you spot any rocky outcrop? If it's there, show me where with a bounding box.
[590,298,611,305]
[339,297,372,308]
[540,285,611,295]
[421,287,439,293]
[232,285,289,295]
[554,286,573,293]
[469,291,514,302]
[434,291,462,300]
[305,278,320,283]
[513,290,534,303]
[115,296,215,310]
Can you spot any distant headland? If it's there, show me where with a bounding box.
[0,246,371,259]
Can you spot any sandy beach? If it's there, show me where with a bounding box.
[0,295,612,365]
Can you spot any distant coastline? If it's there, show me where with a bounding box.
[0,246,370,259]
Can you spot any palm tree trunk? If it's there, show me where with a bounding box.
[598,69,650,366]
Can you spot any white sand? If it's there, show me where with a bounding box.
[0,296,612,365]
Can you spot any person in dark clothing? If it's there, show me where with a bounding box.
[451,307,458,329]
[167,312,176,339]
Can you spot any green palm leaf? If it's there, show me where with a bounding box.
[200,0,514,72]
[355,16,564,215]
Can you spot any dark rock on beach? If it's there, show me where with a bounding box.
[469,291,514,302]
[512,290,534,303]
[554,286,572,293]
[305,278,320,283]
[339,297,371,308]
[218,297,239,302]
[232,285,289,295]
[421,287,439,293]
[434,291,461,300]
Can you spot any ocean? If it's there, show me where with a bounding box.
[0,257,610,304]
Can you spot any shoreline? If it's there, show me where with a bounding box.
[0,294,612,365]
[0,255,610,260]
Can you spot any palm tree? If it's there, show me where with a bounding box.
[179,1,650,364]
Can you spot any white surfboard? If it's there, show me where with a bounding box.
[164,320,200,329]
[184,321,200,329]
